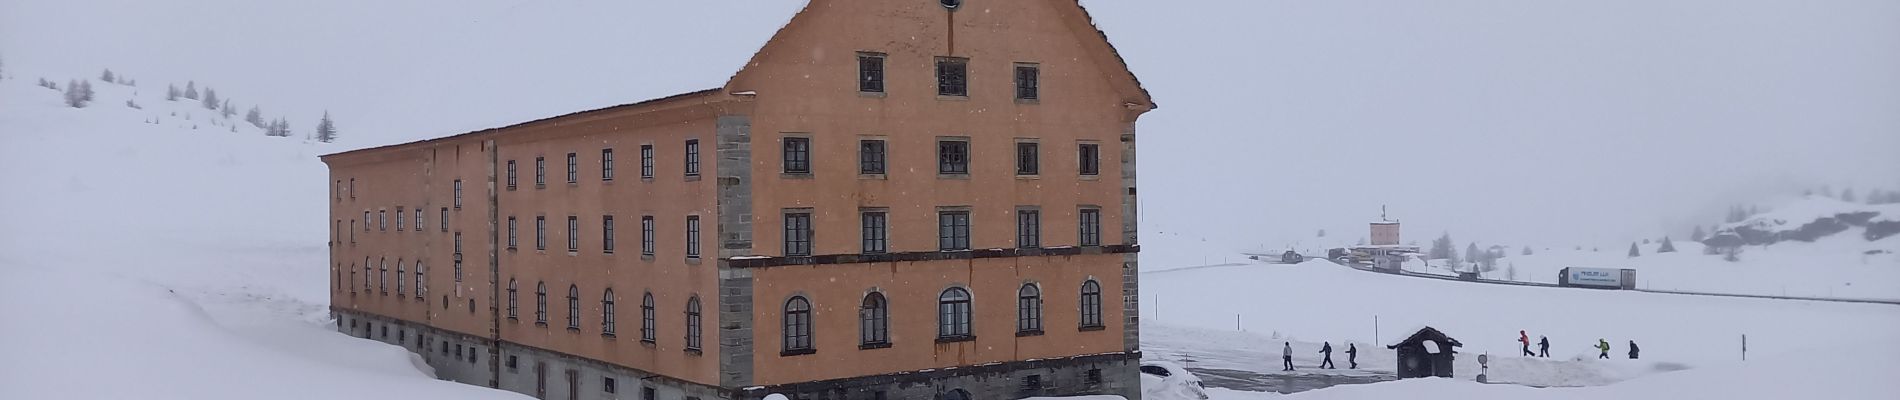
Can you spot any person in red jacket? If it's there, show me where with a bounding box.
[1519,330,1535,357]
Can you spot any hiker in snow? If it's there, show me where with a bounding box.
[1628,340,1640,359]
[1596,339,1611,359]
[1538,336,1550,358]
[1282,342,1295,371]
[1519,330,1535,357]
[1318,342,1336,369]
[1346,343,1359,369]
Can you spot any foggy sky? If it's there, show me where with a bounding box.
[4,0,1896,251]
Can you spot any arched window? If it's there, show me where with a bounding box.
[860,292,889,346]
[506,279,519,319]
[1017,283,1042,334]
[413,261,424,299]
[938,287,972,339]
[640,292,656,342]
[348,266,357,294]
[602,289,617,336]
[395,260,405,296]
[1080,280,1103,329]
[363,257,371,291]
[685,296,702,350]
[534,282,548,324]
[942,389,972,400]
[783,296,813,352]
[378,258,388,294]
[567,285,581,330]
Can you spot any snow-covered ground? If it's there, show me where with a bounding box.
[0,75,527,399]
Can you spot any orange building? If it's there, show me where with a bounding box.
[322,1,1154,399]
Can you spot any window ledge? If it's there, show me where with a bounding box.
[936,95,970,101]
[685,256,702,265]
[567,251,579,256]
[508,317,518,322]
[641,177,655,183]
[1079,175,1101,181]
[641,339,656,346]
[780,172,814,180]
[781,348,817,357]
[1017,330,1045,337]
[1015,174,1040,180]
[1079,325,1106,332]
[858,91,887,99]
[936,335,976,344]
[535,321,548,327]
[1015,98,1040,105]
[602,333,616,339]
[938,173,970,180]
[685,174,702,182]
[685,348,704,356]
[859,173,887,180]
[859,342,892,350]
[641,254,656,261]
[566,327,581,333]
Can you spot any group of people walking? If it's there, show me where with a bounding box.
[1519,330,1639,360]
[1280,341,1357,371]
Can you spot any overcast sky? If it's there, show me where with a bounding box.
[4,0,1896,251]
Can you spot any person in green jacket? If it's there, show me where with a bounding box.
[1596,339,1611,359]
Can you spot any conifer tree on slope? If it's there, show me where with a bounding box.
[245,106,265,128]
[63,79,86,108]
[1691,225,1707,242]
[1841,188,1857,203]
[167,84,180,101]
[1657,236,1677,253]
[1627,242,1641,257]
[315,112,338,143]
[183,81,198,100]
[100,69,114,83]
[201,87,219,110]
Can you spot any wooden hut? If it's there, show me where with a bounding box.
[1386,326,1463,379]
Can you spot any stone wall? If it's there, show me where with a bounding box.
[739,352,1140,400]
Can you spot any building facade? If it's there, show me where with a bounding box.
[322,1,1154,399]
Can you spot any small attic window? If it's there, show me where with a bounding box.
[940,0,961,10]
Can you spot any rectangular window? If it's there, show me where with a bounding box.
[858,52,885,93]
[641,216,656,256]
[363,211,370,230]
[684,140,700,176]
[938,210,970,251]
[601,148,615,181]
[1016,142,1039,175]
[938,139,969,175]
[1079,143,1100,176]
[414,209,422,232]
[566,152,578,183]
[1018,209,1040,248]
[348,178,355,199]
[535,157,547,187]
[506,160,517,189]
[639,144,654,178]
[783,211,812,256]
[536,216,547,250]
[349,220,355,243]
[602,215,616,254]
[507,217,518,249]
[378,210,387,231]
[936,57,968,97]
[453,179,463,209]
[454,232,464,282]
[567,216,579,252]
[642,387,656,400]
[395,207,405,231]
[604,377,617,394]
[783,137,810,174]
[1079,208,1101,247]
[861,211,888,254]
[1015,64,1040,100]
[685,216,701,258]
[440,208,448,232]
[859,139,886,175]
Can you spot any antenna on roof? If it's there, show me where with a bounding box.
[1381,205,1389,222]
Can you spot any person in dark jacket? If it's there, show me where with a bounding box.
[1628,341,1640,359]
[1538,336,1550,358]
[1282,342,1295,371]
[1318,342,1336,369]
[1346,343,1359,369]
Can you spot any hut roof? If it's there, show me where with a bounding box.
[1386,326,1465,349]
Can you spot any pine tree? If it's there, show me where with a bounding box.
[315,111,338,143]
[1521,246,1533,256]
[1658,236,1677,253]
[201,87,219,110]
[63,80,85,107]
[166,84,180,101]
[245,106,265,128]
[183,81,198,100]
[100,69,114,83]
[1628,242,1641,257]
[1464,243,1481,268]
[1841,188,1857,203]
[220,99,235,118]
[1691,225,1707,242]
[1429,232,1457,261]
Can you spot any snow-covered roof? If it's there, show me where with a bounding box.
[1386,325,1464,348]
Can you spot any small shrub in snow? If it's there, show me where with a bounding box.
[125,99,141,109]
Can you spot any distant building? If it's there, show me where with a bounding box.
[1370,222,1401,246]
[320,1,1155,400]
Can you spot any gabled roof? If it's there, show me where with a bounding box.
[1387,326,1465,349]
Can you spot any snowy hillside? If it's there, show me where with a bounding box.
[0,74,526,399]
